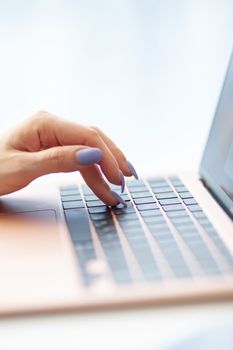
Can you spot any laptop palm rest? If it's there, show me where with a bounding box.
[0,210,79,314]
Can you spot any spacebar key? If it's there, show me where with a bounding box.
[64,208,92,242]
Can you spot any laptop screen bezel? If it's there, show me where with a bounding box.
[199,50,233,220]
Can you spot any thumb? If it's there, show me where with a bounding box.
[31,146,103,177]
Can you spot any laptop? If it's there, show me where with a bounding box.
[1,53,233,316]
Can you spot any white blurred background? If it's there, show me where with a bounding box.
[0,0,233,173]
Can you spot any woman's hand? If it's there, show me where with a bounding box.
[0,111,138,206]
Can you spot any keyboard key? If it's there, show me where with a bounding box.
[183,198,198,205]
[101,241,131,283]
[124,229,146,239]
[159,198,181,206]
[82,185,94,195]
[136,203,159,211]
[150,183,169,190]
[117,213,139,222]
[101,239,122,251]
[156,239,191,277]
[143,269,162,281]
[169,177,183,186]
[131,192,152,199]
[113,204,136,215]
[176,229,199,240]
[114,207,136,215]
[153,187,172,194]
[88,206,109,214]
[169,261,191,278]
[61,190,80,197]
[126,179,145,187]
[147,221,170,230]
[175,186,188,193]
[143,216,166,224]
[155,192,178,200]
[129,242,161,280]
[148,177,168,185]
[157,239,178,250]
[198,219,214,230]
[174,222,197,230]
[121,194,131,201]
[162,252,187,272]
[133,197,156,204]
[95,225,117,236]
[140,209,163,217]
[90,213,112,221]
[163,204,185,212]
[61,194,82,202]
[75,242,96,261]
[149,230,172,240]
[105,254,129,273]
[192,211,207,219]
[151,226,174,241]
[183,239,206,254]
[170,216,193,224]
[179,192,193,199]
[75,244,97,285]
[112,269,132,283]
[60,185,78,189]
[187,204,202,212]
[87,200,105,207]
[63,201,85,209]
[119,220,142,229]
[168,176,180,182]
[128,186,148,193]
[92,219,114,228]
[123,231,147,243]
[150,227,172,238]
[60,186,80,196]
[205,226,219,237]
[166,210,188,218]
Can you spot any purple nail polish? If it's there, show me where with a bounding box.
[120,171,125,193]
[111,191,127,207]
[76,148,103,165]
[127,161,139,180]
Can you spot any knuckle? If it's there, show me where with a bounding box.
[26,111,59,146]
[29,111,57,126]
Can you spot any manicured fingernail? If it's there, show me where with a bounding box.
[111,191,127,207]
[76,148,103,165]
[120,171,125,193]
[127,161,139,179]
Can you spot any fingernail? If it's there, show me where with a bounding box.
[127,160,139,180]
[76,148,103,165]
[111,191,127,207]
[119,171,125,193]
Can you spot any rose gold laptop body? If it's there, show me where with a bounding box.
[1,52,233,316]
[0,171,232,316]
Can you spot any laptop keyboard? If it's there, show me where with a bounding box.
[60,176,233,286]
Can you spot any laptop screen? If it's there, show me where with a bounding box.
[200,51,233,218]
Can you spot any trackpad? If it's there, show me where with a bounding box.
[0,210,79,314]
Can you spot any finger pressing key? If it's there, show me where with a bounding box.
[80,165,127,207]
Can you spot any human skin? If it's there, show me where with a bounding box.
[0,111,138,206]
